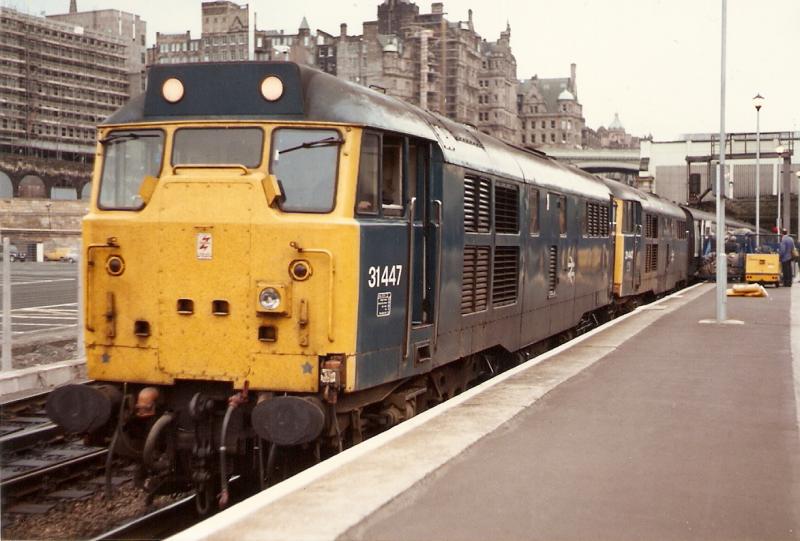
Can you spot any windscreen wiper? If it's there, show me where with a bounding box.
[278,136,344,155]
[100,132,160,144]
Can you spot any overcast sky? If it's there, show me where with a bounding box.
[8,0,800,140]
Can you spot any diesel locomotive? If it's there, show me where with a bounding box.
[46,61,727,510]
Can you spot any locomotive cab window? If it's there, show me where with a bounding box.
[270,128,341,213]
[99,129,164,210]
[381,135,404,216]
[355,131,404,217]
[173,127,263,167]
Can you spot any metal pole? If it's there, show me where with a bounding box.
[2,236,12,371]
[77,237,85,359]
[782,154,792,233]
[778,166,782,230]
[715,0,727,322]
[797,171,800,243]
[755,108,760,245]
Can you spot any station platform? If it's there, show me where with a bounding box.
[173,282,800,541]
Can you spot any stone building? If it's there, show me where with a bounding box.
[0,5,137,199]
[335,2,503,128]
[517,64,585,149]
[478,23,517,141]
[148,1,248,64]
[47,1,147,95]
[254,18,328,69]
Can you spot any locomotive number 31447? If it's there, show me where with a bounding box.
[367,265,403,288]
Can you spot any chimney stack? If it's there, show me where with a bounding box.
[432,3,443,15]
[570,63,577,96]
[340,23,347,36]
[69,0,77,14]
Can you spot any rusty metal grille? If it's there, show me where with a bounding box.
[494,182,519,233]
[492,246,519,307]
[461,245,490,314]
[585,202,610,237]
[548,245,558,298]
[645,214,659,238]
[677,220,687,239]
[464,177,491,233]
[645,243,658,272]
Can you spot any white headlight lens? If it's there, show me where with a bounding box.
[259,287,281,310]
[260,76,284,101]
[162,78,185,103]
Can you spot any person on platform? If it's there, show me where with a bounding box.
[779,228,796,287]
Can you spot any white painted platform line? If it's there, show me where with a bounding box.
[170,283,711,541]
[791,285,800,442]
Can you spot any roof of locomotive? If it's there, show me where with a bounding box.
[104,61,610,199]
[601,177,685,220]
[681,207,755,231]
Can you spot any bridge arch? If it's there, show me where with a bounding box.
[0,171,12,198]
[18,175,47,198]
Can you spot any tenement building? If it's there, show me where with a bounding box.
[517,64,585,149]
[0,7,130,191]
[148,1,248,64]
[47,1,147,94]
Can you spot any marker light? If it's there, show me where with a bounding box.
[289,260,311,281]
[259,287,281,310]
[106,255,125,276]
[162,78,185,103]
[260,76,284,102]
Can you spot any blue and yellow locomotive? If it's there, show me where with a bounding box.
[47,61,701,509]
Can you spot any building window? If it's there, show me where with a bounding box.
[550,133,555,143]
[551,120,556,129]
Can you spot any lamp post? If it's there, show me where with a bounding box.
[777,145,785,230]
[715,0,727,322]
[753,93,764,245]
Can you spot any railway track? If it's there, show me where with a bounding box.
[0,291,664,539]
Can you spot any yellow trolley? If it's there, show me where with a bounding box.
[745,253,781,286]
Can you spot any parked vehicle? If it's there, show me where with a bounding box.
[1,244,26,262]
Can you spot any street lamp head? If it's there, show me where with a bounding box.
[752,93,765,111]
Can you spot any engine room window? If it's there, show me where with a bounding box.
[271,128,341,213]
[528,188,539,235]
[382,135,403,216]
[172,127,263,167]
[356,133,380,214]
[558,194,567,235]
[99,129,164,210]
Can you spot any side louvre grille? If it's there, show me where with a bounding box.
[586,202,610,237]
[464,177,491,233]
[547,245,558,298]
[492,246,519,307]
[461,246,490,314]
[645,214,658,238]
[645,244,658,272]
[495,183,519,233]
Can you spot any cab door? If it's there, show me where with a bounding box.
[631,201,643,290]
[405,140,439,366]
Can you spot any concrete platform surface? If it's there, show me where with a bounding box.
[172,283,800,541]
